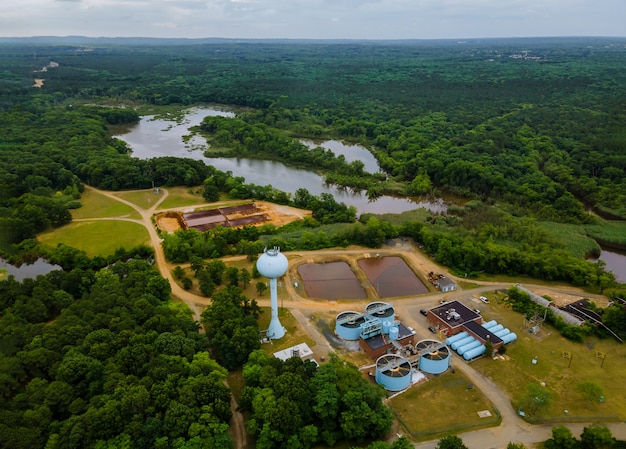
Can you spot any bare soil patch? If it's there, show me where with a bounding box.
[156,200,311,233]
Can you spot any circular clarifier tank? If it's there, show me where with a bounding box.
[256,247,289,278]
[416,339,451,375]
[335,311,366,340]
[366,301,395,321]
[375,354,412,391]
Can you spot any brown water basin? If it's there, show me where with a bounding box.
[297,261,367,300]
[358,256,428,297]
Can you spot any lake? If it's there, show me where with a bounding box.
[116,106,447,215]
[0,258,61,282]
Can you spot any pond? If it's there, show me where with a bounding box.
[297,261,367,299]
[115,107,448,215]
[358,256,429,297]
[0,258,61,282]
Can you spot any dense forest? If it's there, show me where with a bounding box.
[1,37,626,448]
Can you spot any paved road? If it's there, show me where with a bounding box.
[81,187,625,448]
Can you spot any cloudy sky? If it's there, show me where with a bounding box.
[2,0,625,40]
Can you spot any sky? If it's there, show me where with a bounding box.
[2,0,625,40]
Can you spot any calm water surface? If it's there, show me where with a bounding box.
[116,107,446,215]
[300,139,381,174]
[0,258,61,282]
[594,249,626,284]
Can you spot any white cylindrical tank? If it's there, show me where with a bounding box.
[389,326,399,341]
[463,344,486,360]
[445,331,468,346]
[488,324,504,333]
[482,320,498,329]
[382,320,392,334]
[451,336,475,351]
[457,340,482,356]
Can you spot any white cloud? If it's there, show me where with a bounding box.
[0,0,624,38]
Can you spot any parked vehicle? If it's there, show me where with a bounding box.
[420,309,428,316]
[480,296,489,303]
[428,326,437,334]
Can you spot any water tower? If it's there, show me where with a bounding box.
[256,247,288,339]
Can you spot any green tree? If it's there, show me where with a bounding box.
[240,268,251,289]
[520,382,552,415]
[256,281,268,296]
[173,266,185,280]
[576,381,604,404]
[436,435,469,449]
[545,425,578,449]
[580,425,615,449]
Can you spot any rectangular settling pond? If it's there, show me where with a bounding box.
[297,261,367,300]
[358,256,428,297]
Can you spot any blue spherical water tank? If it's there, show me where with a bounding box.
[416,339,450,374]
[375,354,412,391]
[256,247,289,278]
[445,331,469,346]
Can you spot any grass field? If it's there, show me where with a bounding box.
[538,221,602,258]
[115,189,168,210]
[157,186,209,210]
[389,371,498,439]
[585,219,626,249]
[39,220,150,257]
[73,189,141,220]
[471,298,626,421]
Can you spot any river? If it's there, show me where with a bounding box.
[116,107,446,215]
[114,107,626,282]
[594,249,626,284]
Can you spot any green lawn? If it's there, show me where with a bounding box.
[157,186,209,210]
[73,189,141,220]
[39,220,150,257]
[115,189,167,210]
[471,298,626,422]
[389,370,499,440]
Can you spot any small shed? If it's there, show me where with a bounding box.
[436,276,457,292]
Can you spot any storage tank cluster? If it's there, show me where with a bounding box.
[445,320,517,360]
[483,320,518,345]
[335,302,396,341]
